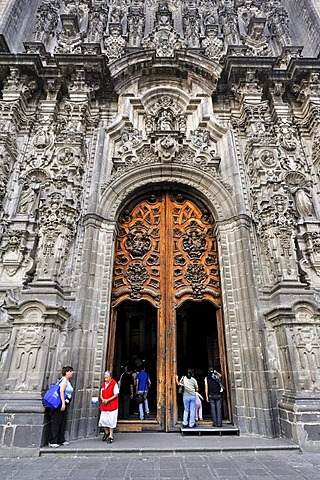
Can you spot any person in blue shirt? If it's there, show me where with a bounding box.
[135,365,151,420]
[48,366,74,447]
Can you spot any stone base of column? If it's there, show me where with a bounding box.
[279,392,320,452]
[0,395,47,448]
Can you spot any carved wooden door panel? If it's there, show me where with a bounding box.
[109,190,222,431]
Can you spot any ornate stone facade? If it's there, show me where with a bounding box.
[0,0,319,451]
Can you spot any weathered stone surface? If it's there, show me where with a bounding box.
[0,0,319,453]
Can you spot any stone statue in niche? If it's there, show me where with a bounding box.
[156,109,174,131]
[17,186,36,215]
[17,175,41,215]
[33,124,53,150]
[294,188,315,218]
[284,171,316,219]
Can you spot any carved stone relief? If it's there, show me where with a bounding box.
[1,302,69,393]
[87,5,108,43]
[0,230,28,277]
[31,0,294,61]
[103,24,127,60]
[34,0,61,45]
[267,303,320,393]
[202,25,224,61]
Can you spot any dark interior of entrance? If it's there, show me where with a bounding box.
[114,300,157,415]
[176,300,226,421]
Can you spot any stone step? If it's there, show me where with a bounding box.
[180,425,240,436]
[39,433,301,457]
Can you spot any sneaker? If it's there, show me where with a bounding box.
[48,443,60,448]
[60,441,69,446]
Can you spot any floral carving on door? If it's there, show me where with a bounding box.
[112,190,221,307]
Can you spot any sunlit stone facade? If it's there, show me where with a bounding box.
[0,0,320,451]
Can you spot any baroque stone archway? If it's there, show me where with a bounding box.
[0,0,320,453]
[106,187,228,431]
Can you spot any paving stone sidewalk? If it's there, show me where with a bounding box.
[0,451,320,479]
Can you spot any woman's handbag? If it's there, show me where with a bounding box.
[43,380,62,409]
[178,376,185,394]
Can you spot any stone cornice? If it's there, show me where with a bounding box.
[0,49,319,102]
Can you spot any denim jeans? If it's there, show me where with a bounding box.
[209,394,222,427]
[183,394,196,427]
[137,391,149,420]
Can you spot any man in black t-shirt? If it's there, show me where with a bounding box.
[204,367,223,427]
[118,368,134,419]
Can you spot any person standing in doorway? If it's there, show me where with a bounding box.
[178,368,198,428]
[48,366,74,448]
[205,366,223,427]
[135,364,151,420]
[99,371,119,443]
[118,366,134,419]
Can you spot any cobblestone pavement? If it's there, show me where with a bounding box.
[0,452,320,479]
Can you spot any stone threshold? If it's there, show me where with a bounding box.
[180,425,240,436]
[39,433,301,457]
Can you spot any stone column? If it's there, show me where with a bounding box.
[217,215,275,437]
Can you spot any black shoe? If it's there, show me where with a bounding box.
[182,424,188,428]
[107,437,114,444]
[102,433,107,441]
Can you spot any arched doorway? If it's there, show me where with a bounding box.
[107,187,230,431]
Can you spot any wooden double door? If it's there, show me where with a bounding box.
[107,188,228,431]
